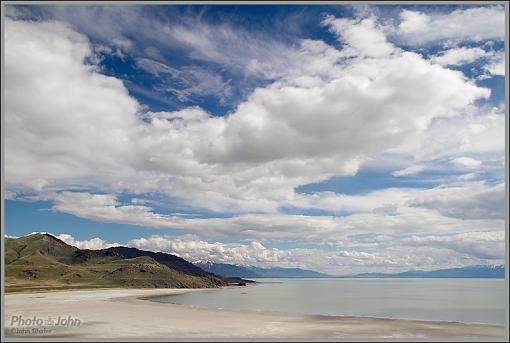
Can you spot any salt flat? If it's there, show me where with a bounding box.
[3,288,506,339]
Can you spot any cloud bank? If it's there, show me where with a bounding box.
[4,5,506,273]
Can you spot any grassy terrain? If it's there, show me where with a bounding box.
[5,233,236,292]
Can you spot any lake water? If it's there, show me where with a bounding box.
[152,278,506,325]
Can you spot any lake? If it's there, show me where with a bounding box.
[152,278,506,325]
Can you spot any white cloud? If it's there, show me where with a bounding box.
[164,21,299,79]
[323,16,395,58]
[409,182,505,220]
[48,232,504,275]
[388,104,505,167]
[4,190,17,200]
[4,18,141,193]
[136,58,233,103]
[402,231,504,260]
[452,156,483,169]
[458,172,479,181]
[143,46,164,60]
[483,51,505,76]
[135,57,180,76]
[50,192,182,229]
[128,236,287,264]
[4,16,504,273]
[395,6,505,45]
[111,37,132,51]
[392,165,425,177]
[6,17,494,213]
[430,47,487,66]
[56,233,120,250]
[20,5,304,82]
[397,10,429,36]
[3,8,505,275]
[39,181,505,247]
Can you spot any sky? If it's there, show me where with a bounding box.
[3,4,507,275]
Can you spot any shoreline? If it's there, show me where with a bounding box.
[143,290,504,327]
[4,288,506,339]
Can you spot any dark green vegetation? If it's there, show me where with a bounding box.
[5,233,247,292]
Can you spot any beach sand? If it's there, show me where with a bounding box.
[3,288,506,339]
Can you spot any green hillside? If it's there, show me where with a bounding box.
[5,233,236,292]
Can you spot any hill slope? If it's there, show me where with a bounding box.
[5,233,240,292]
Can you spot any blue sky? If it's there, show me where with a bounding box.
[4,4,506,274]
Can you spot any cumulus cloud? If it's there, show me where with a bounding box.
[4,9,505,274]
[395,6,505,45]
[49,232,504,275]
[5,16,492,213]
[430,47,506,79]
[388,104,505,166]
[128,236,288,264]
[56,233,120,250]
[4,18,141,193]
[38,181,505,247]
[75,233,406,274]
[428,46,505,78]
[430,47,487,66]
[323,16,395,58]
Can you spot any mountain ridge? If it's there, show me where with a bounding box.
[193,261,334,278]
[344,265,505,279]
[5,233,248,292]
[194,261,505,279]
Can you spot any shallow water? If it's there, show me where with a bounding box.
[152,278,506,325]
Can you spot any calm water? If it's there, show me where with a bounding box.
[153,278,506,325]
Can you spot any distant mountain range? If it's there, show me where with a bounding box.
[5,233,504,294]
[5,233,249,292]
[194,261,334,278]
[344,265,505,279]
[194,261,505,279]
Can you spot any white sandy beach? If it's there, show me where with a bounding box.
[3,288,506,339]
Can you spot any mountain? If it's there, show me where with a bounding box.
[194,261,261,278]
[344,265,505,279]
[249,266,334,278]
[193,261,505,279]
[194,261,333,278]
[5,233,247,292]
